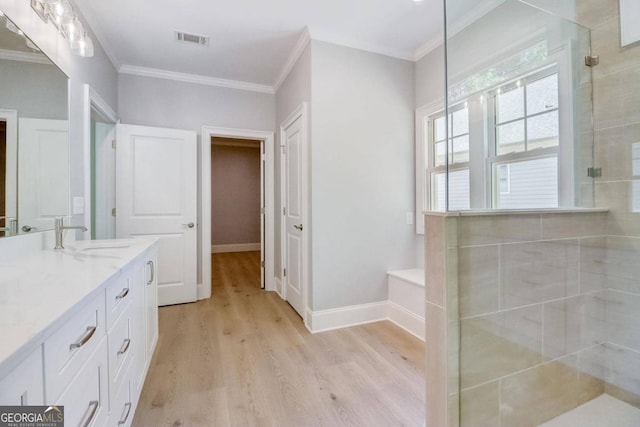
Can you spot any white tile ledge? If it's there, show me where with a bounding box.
[424,208,609,217]
[387,269,425,287]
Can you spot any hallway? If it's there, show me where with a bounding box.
[133,252,425,426]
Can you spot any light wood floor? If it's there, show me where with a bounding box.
[132,252,425,427]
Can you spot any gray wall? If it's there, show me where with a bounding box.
[0,0,118,239]
[274,42,312,285]
[415,45,445,110]
[211,144,261,245]
[311,40,418,310]
[118,73,276,285]
[0,59,68,120]
[118,74,275,132]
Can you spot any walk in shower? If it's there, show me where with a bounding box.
[424,0,640,425]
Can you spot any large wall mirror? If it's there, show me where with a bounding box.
[0,12,69,238]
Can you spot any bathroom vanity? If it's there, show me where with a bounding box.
[0,238,158,427]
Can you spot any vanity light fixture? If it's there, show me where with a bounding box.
[30,0,94,57]
[5,19,23,35]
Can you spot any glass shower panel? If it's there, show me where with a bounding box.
[444,0,595,211]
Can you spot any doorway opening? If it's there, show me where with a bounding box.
[83,85,118,241]
[89,106,116,240]
[201,126,274,300]
[0,110,17,236]
[211,137,264,287]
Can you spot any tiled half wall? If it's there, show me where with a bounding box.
[425,211,640,427]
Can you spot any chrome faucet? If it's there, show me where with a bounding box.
[54,217,88,250]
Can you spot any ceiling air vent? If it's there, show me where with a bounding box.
[175,31,210,47]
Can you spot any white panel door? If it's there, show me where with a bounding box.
[18,118,69,232]
[282,116,304,317]
[116,124,197,306]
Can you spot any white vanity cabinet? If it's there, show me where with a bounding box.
[0,348,44,405]
[105,244,157,427]
[0,239,158,427]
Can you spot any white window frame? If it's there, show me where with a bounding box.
[487,66,563,209]
[415,44,577,233]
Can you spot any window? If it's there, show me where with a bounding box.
[416,64,571,233]
[426,104,471,212]
[498,164,510,195]
[490,69,560,209]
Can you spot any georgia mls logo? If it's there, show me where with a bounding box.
[0,405,64,427]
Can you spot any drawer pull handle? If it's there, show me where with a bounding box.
[81,400,99,427]
[70,326,97,350]
[117,338,131,355]
[118,402,132,425]
[116,288,130,300]
[147,260,155,285]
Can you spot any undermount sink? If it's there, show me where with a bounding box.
[72,241,136,253]
[80,245,132,251]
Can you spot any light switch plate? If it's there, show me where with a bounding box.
[73,197,85,215]
[406,212,414,225]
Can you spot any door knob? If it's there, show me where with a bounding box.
[183,222,195,228]
[22,225,38,232]
[293,224,303,231]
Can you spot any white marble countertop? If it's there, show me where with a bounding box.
[0,238,156,378]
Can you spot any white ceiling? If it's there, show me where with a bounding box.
[74,0,446,88]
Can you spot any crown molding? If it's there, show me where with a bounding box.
[449,0,506,37]
[413,35,443,61]
[119,64,275,94]
[311,29,415,62]
[273,27,311,92]
[0,48,51,65]
[412,0,505,62]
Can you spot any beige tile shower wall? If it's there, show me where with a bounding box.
[424,214,459,427]
[456,211,608,427]
[577,0,640,408]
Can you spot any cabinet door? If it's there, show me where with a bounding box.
[54,337,108,427]
[0,348,44,405]
[144,247,158,360]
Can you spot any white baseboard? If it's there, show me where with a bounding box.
[387,302,425,341]
[274,277,283,298]
[309,301,389,333]
[305,300,425,340]
[211,243,261,253]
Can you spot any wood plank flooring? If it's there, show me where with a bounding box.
[132,252,425,427]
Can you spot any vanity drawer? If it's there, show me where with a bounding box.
[106,272,133,331]
[108,308,133,393]
[109,373,134,427]
[44,292,105,402]
[55,337,108,427]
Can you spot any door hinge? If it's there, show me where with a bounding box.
[283,268,287,277]
[281,145,286,154]
[585,55,600,67]
[587,167,602,178]
[111,208,116,217]
[261,208,265,214]
[283,207,286,216]
[112,140,117,149]
[261,260,265,268]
